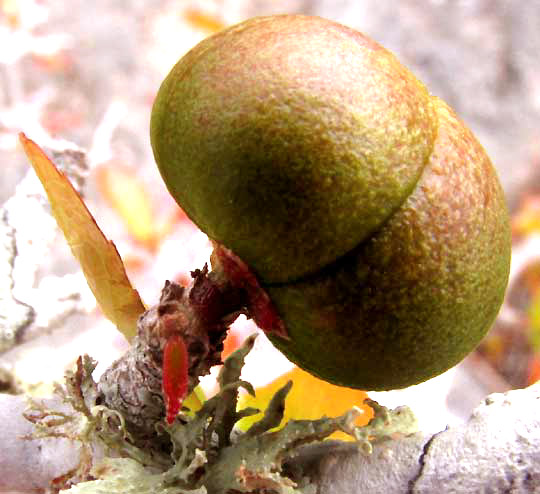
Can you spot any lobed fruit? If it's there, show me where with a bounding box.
[150,15,511,390]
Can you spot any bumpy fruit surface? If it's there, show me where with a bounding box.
[150,15,511,389]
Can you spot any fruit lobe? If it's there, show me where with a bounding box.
[151,14,437,284]
[150,15,511,390]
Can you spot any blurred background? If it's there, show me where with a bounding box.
[1,0,540,434]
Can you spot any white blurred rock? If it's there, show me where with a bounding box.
[0,394,81,493]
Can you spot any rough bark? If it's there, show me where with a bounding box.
[0,145,89,354]
[298,381,540,493]
[2,382,539,493]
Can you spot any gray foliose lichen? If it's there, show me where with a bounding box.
[25,335,417,494]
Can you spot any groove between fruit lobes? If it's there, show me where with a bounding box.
[265,100,511,389]
[150,14,437,284]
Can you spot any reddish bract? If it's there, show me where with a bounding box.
[162,333,189,424]
[212,244,289,340]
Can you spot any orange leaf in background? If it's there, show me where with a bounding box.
[237,366,374,441]
[512,195,540,237]
[221,330,241,360]
[20,133,145,341]
[518,263,540,299]
[96,163,170,251]
[1,0,20,28]
[528,356,540,385]
[32,51,73,73]
[183,8,227,33]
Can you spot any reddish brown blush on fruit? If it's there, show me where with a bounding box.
[150,15,511,391]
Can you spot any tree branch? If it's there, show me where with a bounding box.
[0,145,89,354]
[1,382,539,493]
[296,381,540,493]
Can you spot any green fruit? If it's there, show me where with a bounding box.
[150,15,511,390]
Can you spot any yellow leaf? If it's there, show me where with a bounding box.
[183,386,205,414]
[96,163,165,251]
[237,366,374,441]
[512,195,540,237]
[19,133,145,341]
[184,8,227,33]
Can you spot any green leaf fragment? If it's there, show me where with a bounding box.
[245,380,292,437]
